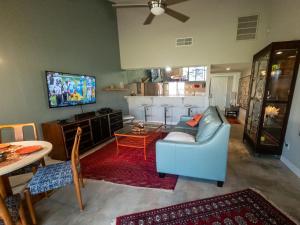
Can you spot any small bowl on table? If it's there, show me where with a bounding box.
[0,152,7,163]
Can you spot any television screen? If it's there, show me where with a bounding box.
[46,71,96,108]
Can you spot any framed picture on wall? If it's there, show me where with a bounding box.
[238,75,251,109]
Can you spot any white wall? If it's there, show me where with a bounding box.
[0,0,126,135]
[209,72,241,109]
[210,73,241,92]
[117,0,270,69]
[281,68,300,177]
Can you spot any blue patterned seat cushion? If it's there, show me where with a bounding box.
[0,194,21,225]
[27,161,73,195]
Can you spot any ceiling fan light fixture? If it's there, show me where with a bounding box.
[149,1,165,16]
[151,7,165,16]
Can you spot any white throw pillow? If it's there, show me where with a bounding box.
[164,132,195,143]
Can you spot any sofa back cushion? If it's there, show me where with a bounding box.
[196,107,222,143]
[203,106,215,116]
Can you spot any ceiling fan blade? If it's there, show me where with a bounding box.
[144,13,155,25]
[165,8,190,23]
[165,0,189,6]
[112,4,148,8]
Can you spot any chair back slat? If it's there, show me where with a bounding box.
[71,127,82,178]
[0,123,38,143]
[14,126,24,142]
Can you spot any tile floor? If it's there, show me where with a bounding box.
[11,124,300,224]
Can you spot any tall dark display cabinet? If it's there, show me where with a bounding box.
[244,41,300,155]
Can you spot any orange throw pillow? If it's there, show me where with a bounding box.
[186,114,203,127]
[186,119,198,127]
[193,114,203,123]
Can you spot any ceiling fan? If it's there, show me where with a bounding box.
[112,0,190,25]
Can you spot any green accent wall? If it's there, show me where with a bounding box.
[0,0,128,136]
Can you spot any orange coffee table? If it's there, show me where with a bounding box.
[114,123,163,160]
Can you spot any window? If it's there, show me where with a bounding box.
[182,66,207,81]
[147,65,207,82]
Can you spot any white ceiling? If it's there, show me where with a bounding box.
[110,0,255,70]
[108,0,149,3]
[211,63,251,74]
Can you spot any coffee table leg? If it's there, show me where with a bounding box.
[144,137,147,160]
[115,136,119,156]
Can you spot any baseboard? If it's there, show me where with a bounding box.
[280,156,300,178]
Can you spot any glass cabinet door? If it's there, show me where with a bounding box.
[246,52,270,142]
[260,103,287,146]
[265,49,298,101]
[260,48,298,147]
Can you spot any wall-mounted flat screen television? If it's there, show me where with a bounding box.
[46,71,96,108]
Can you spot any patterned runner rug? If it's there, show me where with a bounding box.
[81,136,177,190]
[116,189,297,225]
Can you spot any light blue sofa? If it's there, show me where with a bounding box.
[156,106,230,187]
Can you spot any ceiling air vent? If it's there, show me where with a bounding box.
[176,37,193,47]
[236,15,259,40]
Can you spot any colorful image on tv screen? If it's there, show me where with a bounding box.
[46,71,96,108]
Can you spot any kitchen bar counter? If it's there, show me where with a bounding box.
[125,95,209,124]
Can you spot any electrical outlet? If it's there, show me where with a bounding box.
[284,141,290,150]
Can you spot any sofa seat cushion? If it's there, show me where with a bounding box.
[196,113,222,143]
[164,132,195,143]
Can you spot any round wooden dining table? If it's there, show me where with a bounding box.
[0,141,52,197]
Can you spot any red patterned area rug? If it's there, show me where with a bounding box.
[80,137,177,190]
[116,189,297,225]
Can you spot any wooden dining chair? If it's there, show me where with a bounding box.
[0,123,45,176]
[24,127,84,225]
[0,193,28,225]
[0,123,38,143]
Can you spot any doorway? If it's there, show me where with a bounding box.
[209,75,235,111]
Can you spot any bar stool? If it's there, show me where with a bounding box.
[184,104,198,117]
[161,104,174,126]
[141,104,153,122]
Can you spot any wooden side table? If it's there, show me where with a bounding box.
[225,106,240,118]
